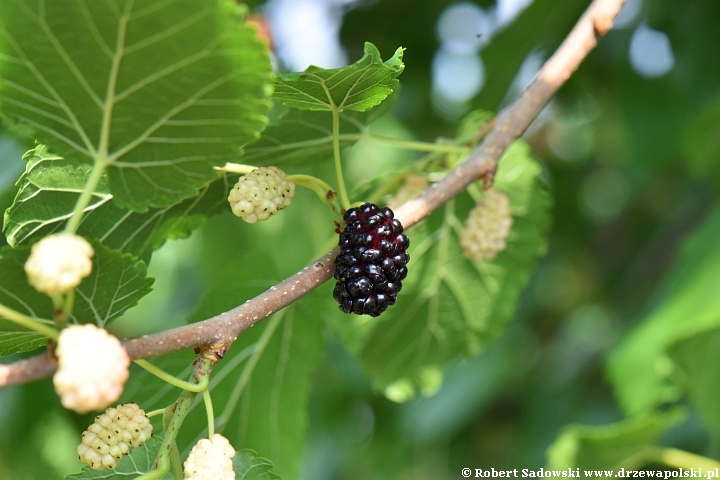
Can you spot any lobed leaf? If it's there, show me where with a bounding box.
[273,42,404,112]
[545,409,685,469]
[0,0,272,211]
[4,145,234,262]
[607,206,720,415]
[332,141,552,400]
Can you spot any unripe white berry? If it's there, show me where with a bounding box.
[77,403,153,470]
[386,175,429,210]
[24,233,94,296]
[461,188,513,262]
[228,166,295,223]
[184,434,236,480]
[53,324,130,414]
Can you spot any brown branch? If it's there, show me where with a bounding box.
[0,0,625,388]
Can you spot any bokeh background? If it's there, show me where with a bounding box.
[2,0,720,478]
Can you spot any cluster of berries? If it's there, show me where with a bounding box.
[78,403,152,470]
[333,203,410,316]
[461,188,513,262]
[184,433,237,480]
[227,166,295,223]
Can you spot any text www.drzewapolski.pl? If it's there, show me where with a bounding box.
[461,468,720,479]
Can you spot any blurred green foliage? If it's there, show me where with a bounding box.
[2,0,720,478]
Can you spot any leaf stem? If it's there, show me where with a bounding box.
[134,359,209,392]
[135,453,169,480]
[286,174,343,218]
[360,133,469,153]
[214,163,258,175]
[202,388,215,437]
[0,303,58,340]
[169,444,183,480]
[64,159,107,234]
[146,409,165,418]
[144,357,213,479]
[286,174,333,199]
[332,108,351,210]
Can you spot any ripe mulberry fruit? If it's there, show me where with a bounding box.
[461,188,513,262]
[228,166,295,223]
[184,434,236,480]
[333,203,409,316]
[24,233,94,296]
[77,403,153,470]
[53,324,130,414]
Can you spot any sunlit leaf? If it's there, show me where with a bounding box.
[273,42,403,112]
[607,206,720,415]
[668,326,720,437]
[0,0,271,211]
[332,141,551,399]
[546,409,685,469]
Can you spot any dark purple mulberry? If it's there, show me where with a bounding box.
[333,203,410,316]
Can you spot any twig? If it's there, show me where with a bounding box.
[0,0,626,388]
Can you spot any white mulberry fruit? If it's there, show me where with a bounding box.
[386,175,428,210]
[228,166,295,223]
[184,434,236,480]
[77,403,153,470]
[461,188,513,262]
[53,324,130,414]
[24,233,94,296]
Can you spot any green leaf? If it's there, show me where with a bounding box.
[607,206,720,415]
[123,253,324,480]
[234,449,282,480]
[683,91,720,186]
[545,409,685,469]
[242,97,394,168]
[184,271,323,479]
[0,246,51,356]
[668,326,720,436]
[273,42,404,112]
[65,436,173,479]
[73,241,153,327]
[4,145,234,261]
[0,0,271,211]
[332,141,551,400]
